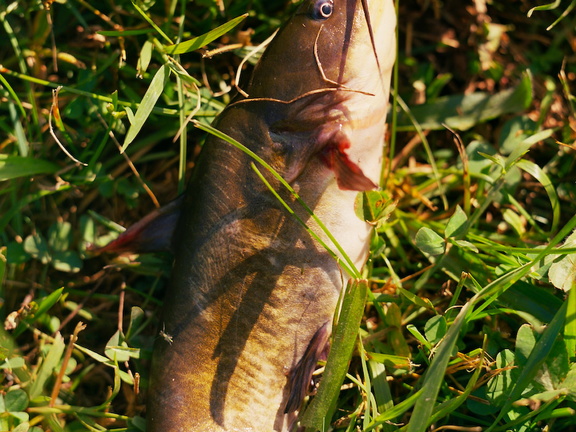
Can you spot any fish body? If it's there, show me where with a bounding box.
[147,1,396,431]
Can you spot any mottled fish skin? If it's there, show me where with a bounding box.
[147,1,396,431]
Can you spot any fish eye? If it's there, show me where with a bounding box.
[311,0,334,20]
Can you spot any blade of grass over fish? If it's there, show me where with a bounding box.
[300,279,368,432]
[406,301,472,432]
[122,64,170,152]
[193,120,361,278]
[251,164,355,277]
[515,159,560,233]
[164,14,248,55]
[130,0,171,44]
[486,300,568,432]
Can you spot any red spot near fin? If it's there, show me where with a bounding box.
[90,196,183,254]
[322,140,378,191]
[285,322,331,414]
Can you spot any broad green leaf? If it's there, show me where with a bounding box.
[12,422,30,432]
[122,64,170,152]
[6,241,29,265]
[499,116,536,155]
[0,356,25,370]
[23,233,50,263]
[445,205,467,238]
[415,227,445,256]
[105,330,130,362]
[549,253,576,292]
[164,14,248,55]
[395,72,532,131]
[486,349,517,404]
[424,315,447,346]
[354,190,396,224]
[126,306,145,341]
[52,251,83,273]
[48,221,72,252]
[5,389,28,412]
[0,155,59,181]
[137,40,153,77]
[300,279,368,431]
[486,301,567,431]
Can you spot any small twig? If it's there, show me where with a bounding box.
[49,322,87,407]
[93,106,160,208]
[49,87,87,166]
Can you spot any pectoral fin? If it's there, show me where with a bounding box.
[321,139,378,191]
[271,115,378,192]
[285,321,331,413]
[91,196,183,254]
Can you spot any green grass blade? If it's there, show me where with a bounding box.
[164,14,249,55]
[300,279,368,432]
[366,389,424,430]
[406,301,472,432]
[130,0,172,43]
[28,333,66,400]
[121,64,170,152]
[0,155,59,181]
[251,164,355,277]
[486,300,568,431]
[515,158,560,233]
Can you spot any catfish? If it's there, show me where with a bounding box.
[143,1,397,430]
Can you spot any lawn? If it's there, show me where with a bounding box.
[1,0,575,431]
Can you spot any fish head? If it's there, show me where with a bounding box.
[247,0,396,103]
[244,0,396,192]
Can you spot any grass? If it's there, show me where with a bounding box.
[1,0,576,431]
